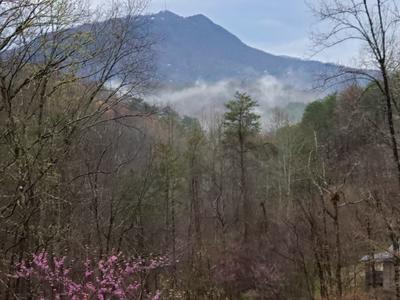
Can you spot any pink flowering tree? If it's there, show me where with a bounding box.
[12,251,165,299]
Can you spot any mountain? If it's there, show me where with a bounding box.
[17,10,341,119]
[146,11,339,88]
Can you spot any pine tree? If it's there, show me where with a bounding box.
[223,92,260,242]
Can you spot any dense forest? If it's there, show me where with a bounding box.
[1,0,400,299]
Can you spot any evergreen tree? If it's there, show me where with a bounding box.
[223,92,261,242]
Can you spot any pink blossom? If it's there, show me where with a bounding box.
[152,290,161,300]
[14,251,165,299]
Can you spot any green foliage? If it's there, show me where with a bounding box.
[360,82,386,123]
[302,93,337,135]
[223,92,261,144]
[182,115,201,129]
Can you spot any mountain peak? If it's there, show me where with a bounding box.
[145,10,338,87]
[152,11,213,23]
[186,13,211,21]
[153,10,181,19]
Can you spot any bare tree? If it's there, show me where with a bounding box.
[311,0,400,297]
[311,0,400,182]
[0,0,153,296]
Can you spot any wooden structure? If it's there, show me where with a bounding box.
[361,247,396,292]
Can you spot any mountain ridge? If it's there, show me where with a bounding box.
[146,10,340,88]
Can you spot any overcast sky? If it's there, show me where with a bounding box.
[93,0,360,65]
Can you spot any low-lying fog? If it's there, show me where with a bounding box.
[146,75,322,124]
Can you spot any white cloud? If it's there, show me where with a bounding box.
[146,75,319,122]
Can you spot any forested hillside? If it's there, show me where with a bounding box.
[144,10,339,87]
[0,0,400,300]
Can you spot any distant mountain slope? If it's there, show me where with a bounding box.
[146,11,339,88]
[19,10,342,119]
